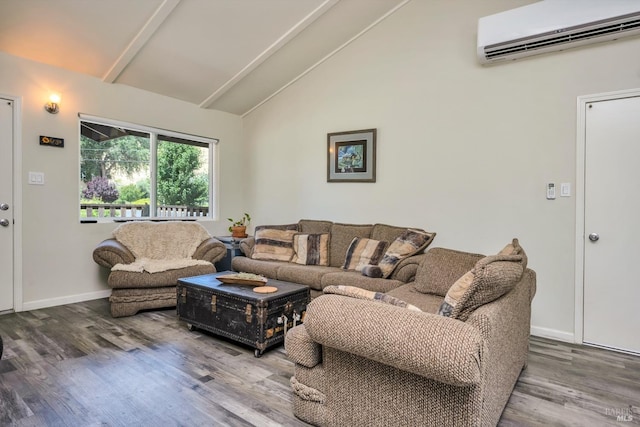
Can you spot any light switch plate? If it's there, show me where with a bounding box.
[28,172,45,185]
[560,183,571,197]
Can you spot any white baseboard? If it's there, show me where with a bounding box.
[21,289,112,312]
[530,325,575,343]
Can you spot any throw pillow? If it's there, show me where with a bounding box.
[251,226,298,262]
[374,229,436,278]
[328,223,374,268]
[291,233,330,266]
[323,285,422,312]
[342,237,388,271]
[414,248,485,297]
[438,239,527,321]
[497,238,528,269]
[361,265,383,278]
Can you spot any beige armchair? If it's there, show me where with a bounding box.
[93,221,226,317]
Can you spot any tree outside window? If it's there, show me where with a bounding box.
[156,136,209,211]
[79,118,215,220]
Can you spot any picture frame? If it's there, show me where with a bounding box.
[327,128,376,182]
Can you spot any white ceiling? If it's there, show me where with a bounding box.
[0,0,408,116]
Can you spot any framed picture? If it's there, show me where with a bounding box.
[327,128,376,182]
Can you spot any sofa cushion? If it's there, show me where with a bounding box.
[386,283,445,314]
[112,258,212,274]
[108,264,215,288]
[342,237,388,271]
[252,226,298,261]
[370,223,420,243]
[414,248,485,296]
[291,233,330,266]
[438,239,527,321]
[298,219,333,234]
[323,285,421,312]
[113,221,211,260]
[277,264,343,290]
[329,223,373,268]
[375,229,436,278]
[256,223,299,231]
[231,256,285,278]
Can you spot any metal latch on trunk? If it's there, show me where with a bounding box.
[284,301,293,315]
[277,311,301,336]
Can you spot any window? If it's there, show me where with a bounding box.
[79,114,217,221]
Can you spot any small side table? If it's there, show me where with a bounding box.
[214,237,245,272]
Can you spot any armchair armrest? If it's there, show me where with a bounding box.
[304,295,482,387]
[285,325,322,368]
[192,237,226,264]
[93,239,135,269]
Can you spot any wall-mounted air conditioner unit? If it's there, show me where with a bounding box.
[477,0,640,64]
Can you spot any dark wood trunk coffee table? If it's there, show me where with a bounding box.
[177,271,310,357]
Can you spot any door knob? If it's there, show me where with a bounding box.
[588,233,599,242]
[0,219,9,227]
[0,203,8,211]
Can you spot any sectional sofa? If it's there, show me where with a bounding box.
[285,239,536,426]
[231,219,436,298]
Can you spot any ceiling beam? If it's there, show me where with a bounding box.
[199,0,340,109]
[102,0,181,83]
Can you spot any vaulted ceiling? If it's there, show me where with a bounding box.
[0,0,408,116]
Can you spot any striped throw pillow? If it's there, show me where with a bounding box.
[377,229,436,278]
[251,227,297,262]
[291,233,330,266]
[342,237,388,271]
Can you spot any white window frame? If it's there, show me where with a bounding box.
[79,113,218,222]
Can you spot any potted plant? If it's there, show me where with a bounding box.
[228,213,251,238]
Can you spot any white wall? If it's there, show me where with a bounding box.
[0,52,244,310]
[242,0,640,340]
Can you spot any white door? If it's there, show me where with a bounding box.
[0,98,13,312]
[583,95,640,354]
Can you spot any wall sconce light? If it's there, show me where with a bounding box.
[44,93,61,114]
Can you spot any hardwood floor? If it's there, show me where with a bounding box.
[0,298,638,426]
[500,337,640,426]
